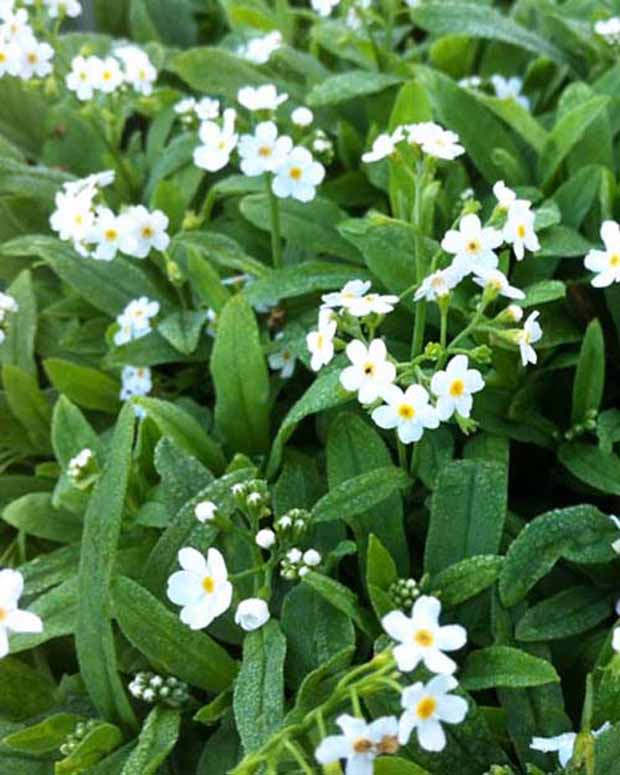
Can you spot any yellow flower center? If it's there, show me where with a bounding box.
[0,53,6,64]
[416,696,437,720]
[103,70,112,81]
[352,738,373,754]
[466,239,481,254]
[398,403,415,420]
[202,576,215,594]
[74,214,84,225]
[27,53,38,65]
[79,71,88,81]
[517,224,527,239]
[449,379,465,397]
[258,145,272,157]
[104,228,118,242]
[0,607,7,623]
[414,628,435,647]
[289,166,303,181]
[376,735,399,755]
[610,253,620,267]
[141,226,154,239]
[363,362,376,376]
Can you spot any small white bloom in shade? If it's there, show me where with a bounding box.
[2,8,31,43]
[237,84,288,112]
[315,714,399,773]
[518,311,543,367]
[89,208,132,262]
[238,121,293,177]
[45,0,82,18]
[195,97,220,121]
[504,201,540,261]
[595,17,620,45]
[311,0,340,17]
[18,38,54,80]
[458,75,482,89]
[505,304,524,323]
[175,97,197,115]
[303,549,322,567]
[114,296,159,345]
[272,146,325,202]
[585,220,620,288]
[398,675,468,752]
[0,569,43,658]
[613,627,620,653]
[268,333,296,379]
[93,56,124,94]
[235,598,270,631]
[195,500,217,523]
[382,595,467,674]
[194,108,238,173]
[340,339,396,405]
[287,548,303,563]
[431,355,485,422]
[349,292,399,318]
[66,55,99,100]
[322,279,372,312]
[491,74,530,110]
[362,131,401,163]
[255,528,276,549]
[473,269,525,300]
[120,365,152,402]
[372,384,440,444]
[442,213,503,278]
[122,206,170,258]
[414,269,460,302]
[239,31,282,64]
[406,121,465,160]
[493,180,517,210]
[49,189,94,246]
[291,106,313,127]
[306,316,337,372]
[166,547,233,630]
[115,46,157,96]
[67,447,92,478]
[0,291,18,320]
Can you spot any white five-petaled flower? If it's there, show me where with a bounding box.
[518,310,543,366]
[322,280,372,314]
[89,208,132,262]
[431,355,485,421]
[398,675,468,752]
[361,129,403,164]
[585,220,620,288]
[195,500,217,523]
[268,332,296,379]
[442,214,503,278]
[234,598,270,631]
[340,339,396,404]
[120,366,152,405]
[195,97,220,121]
[272,146,325,202]
[115,45,157,96]
[382,595,467,674]
[491,74,530,110]
[406,122,465,161]
[194,108,238,172]
[167,547,233,630]
[372,384,439,444]
[531,724,611,769]
[473,269,525,300]
[93,56,124,93]
[503,200,540,261]
[315,714,400,775]
[0,569,43,658]
[414,269,460,302]
[122,206,170,258]
[66,55,99,100]
[307,314,337,372]
[350,292,399,318]
[595,17,620,45]
[18,37,54,79]
[114,296,160,346]
[44,0,82,18]
[237,84,288,112]
[238,121,293,177]
[238,31,282,64]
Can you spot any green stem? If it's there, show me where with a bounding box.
[448,301,488,352]
[440,305,448,350]
[397,437,408,471]
[266,174,283,269]
[410,443,422,480]
[284,741,314,775]
[410,172,427,357]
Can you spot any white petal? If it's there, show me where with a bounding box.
[372,405,398,430]
[436,624,467,651]
[393,643,422,672]
[180,600,215,630]
[178,547,207,574]
[0,569,23,605]
[417,718,446,752]
[412,595,441,626]
[346,339,368,364]
[436,694,468,724]
[398,711,418,745]
[167,571,203,606]
[315,735,351,764]
[6,610,43,635]
[424,649,457,675]
[368,339,387,361]
[398,420,424,444]
[206,548,228,582]
[0,627,8,658]
[382,610,413,642]
[340,366,362,393]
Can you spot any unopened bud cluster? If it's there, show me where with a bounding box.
[275,508,310,540]
[60,719,99,757]
[281,547,322,580]
[311,129,334,164]
[389,578,420,610]
[564,408,598,441]
[231,479,270,518]
[67,448,98,489]
[128,672,189,708]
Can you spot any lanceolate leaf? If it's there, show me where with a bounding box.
[120,706,181,775]
[460,646,560,690]
[515,586,613,642]
[571,319,605,424]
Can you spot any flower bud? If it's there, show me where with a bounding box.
[195,500,217,523]
[256,528,276,549]
[235,598,271,631]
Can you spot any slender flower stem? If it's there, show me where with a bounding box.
[440,305,449,350]
[284,740,314,775]
[266,174,283,269]
[397,437,408,471]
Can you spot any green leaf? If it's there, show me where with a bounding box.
[154,436,214,515]
[516,586,613,642]
[170,47,268,97]
[287,647,354,723]
[572,319,605,424]
[210,294,270,456]
[233,619,286,754]
[2,364,51,449]
[75,404,137,728]
[0,269,37,375]
[460,646,559,690]
[2,714,83,756]
[499,505,617,606]
[51,396,99,469]
[521,280,566,309]
[2,492,82,543]
[0,657,55,720]
[8,576,78,654]
[558,443,620,496]
[120,706,180,775]
[424,460,507,574]
[431,555,504,606]
[306,70,402,107]
[410,2,567,63]
[134,396,226,474]
[157,310,208,355]
[375,759,431,775]
[44,359,120,414]
[111,576,237,693]
[475,93,548,153]
[129,0,196,46]
[367,535,399,620]
[302,571,375,635]
[598,409,620,454]
[312,466,409,523]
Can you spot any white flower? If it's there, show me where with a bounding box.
[44,0,82,18]
[505,304,524,323]
[18,37,54,80]
[194,108,238,172]
[613,627,620,653]
[518,311,543,366]
[237,84,288,112]
[473,269,525,300]
[238,121,293,177]
[398,675,468,752]
[67,447,93,478]
[175,97,197,115]
[239,31,282,64]
[255,529,276,549]
[406,122,465,160]
[93,56,124,93]
[120,365,152,401]
[316,714,399,774]
[503,201,540,261]
[272,146,325,202]
[311,0,340,17]
[372,384,439,444]
[195,97,220,121]
[167,547,232,630]
[414,269,460,302]
[531,724,611,769]
[291,106,314,127]
[307,316,337,372]
[431,355,485,422]
[0,36,20,78]
[65,55,98,100]
[122,206,170,258]
[115,46,157,96]
[441,213,503,278]
[89,208,132,261]
[585,220,620,288]
[340,339,396,404]
[0,569,43,658]
[235,598,270,631]
[303,549,322,567]
[322,280,371,313]
[49,188,95,245]
[268,333,296,379]
[491,74,530,110]
[287,548,303,563]
[115,297,159,345]
[382,595,467,674]
[348,292,399,318]
[1,9,31,43]
[492,181,516,211]
[595,17,620,45]
[195,500,217,523]
[0,291,18,320]
[362,130,402,163]
[458,75,482,89]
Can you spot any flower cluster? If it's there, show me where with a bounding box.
[59,719,99,758]
[66,46,157,101]
[0,4,54,82]
[128,671,190,707]
[0,569,43,659]
[362,121,465,164]
[280,547,322,580]
[0,290,18,343]
[50,172,170,261]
